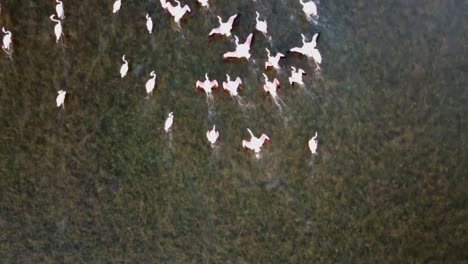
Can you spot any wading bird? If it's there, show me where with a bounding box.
[209,14,237,37]
[50,15,63,43]
[196,73,218,95]
[113,0,121,14]
[146,14,153,34]
[242,128,270,155]
[265,48,285,70]
[255,11,267,35]
[299,0,318,21]
[56,90,66,109]
[206,125,219,146]
[55,0,65,19]
[289,66,305,86]
[165,0,191,28]
[222,74,242,96]
[308,132,318,155]
[262,73,280,97]
[2,27,12,52]
[223,33,254,60]
[164,112,174,132]
[145,71,156,96]
[120,55,128,78]
[290,33,321,66]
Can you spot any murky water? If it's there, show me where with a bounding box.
[0,0,466,262]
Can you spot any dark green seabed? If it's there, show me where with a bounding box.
[0,0,466,262]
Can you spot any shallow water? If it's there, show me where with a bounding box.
[0,0,466,262]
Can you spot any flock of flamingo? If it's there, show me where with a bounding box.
[1,0,320,158]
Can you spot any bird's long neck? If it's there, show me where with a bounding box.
[122,56,127,63]
[313,132,318,140]
[50,16,60,23]
[247,128,254,138]
[56,0,62,4]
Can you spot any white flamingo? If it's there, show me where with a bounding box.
[308,132,318,155]
[55,0,65,19]
[222,74,242,96]
[299,0,318,22]
[206,125,219,146]
[262,73,280,97]
[196,0,209,8]
[289,66,305,86]
[290,33,321,66]
[145,71,156,96]
[56,90,66,109]
[265,48,285,70]
[255,11,267,35]
[242,128,270,155]
[146,14,153,34]
[209,14,237,37]
[165,0,191,28]
[196,73,218,95]
[164,112,174,132]
[50,15,63,43]
[113,0,121,14]
[223,33,254,60]
[2,27,12,52]
[120,55,128,78]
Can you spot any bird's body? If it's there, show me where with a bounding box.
[196,73,218,95]
[50,15,63,43]
[222,74,242,96]
[289,66,305,85]
[262,73,280,97]
[120,55,128,78]
[56,90,66,109]
[113,0,121,14]
[242,128,270,154]
[145,71,156,96]
[146,14,153,34]
[165,0,191,27]
[308,132,318,155]
[206,125,219,146]
[209,14,237,37]
[2,27,12,51]
[265,48,285,70]
[290,33,321,65]
[196,0,209,8]
[164,112,174,132]
[223,33,254,60]
[300,0,318,21]
[255,12,267,35]
[55,0,65,19]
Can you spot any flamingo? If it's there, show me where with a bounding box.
[223,33,254,60]
[164,112,174,132]
[145,71,156,96]
[55,0,65,19]
[196,73,218,95]
[265,48,285,70]
[222,74,242,96]
[308,132,318,155]
[165,0,191,28]
[289,33,322,66]
[56,90,66,109]
[2,27,12,52]
[289,66,305,86]
[146,14,153,34]
[299,0,318,22]
[113,0,121,14]
[262,73,280,97]
[206,125,219,146]
[242,128,270,155]
[208,14,238,37]
[50,15,63,43]
[196,0,209,8]
[120,55,128,78]
[255,11,267,35]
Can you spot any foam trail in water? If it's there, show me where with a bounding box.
[206,94,215,120]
